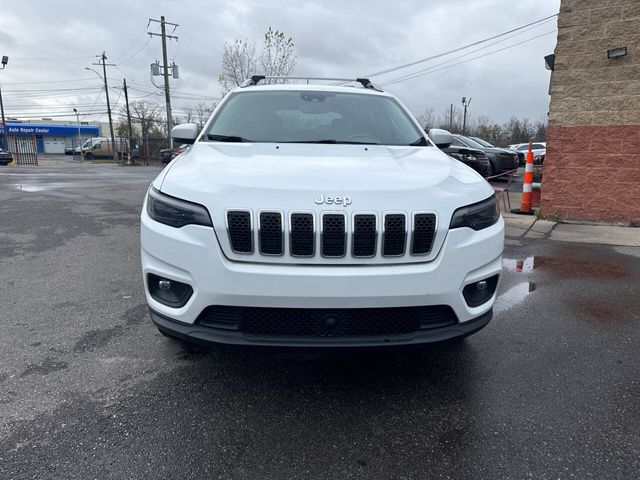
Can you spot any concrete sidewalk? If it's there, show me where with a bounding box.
[503,213,640,247]
[499,188,640,246]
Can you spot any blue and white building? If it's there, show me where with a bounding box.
[0,122,101,153]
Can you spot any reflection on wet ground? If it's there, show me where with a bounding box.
[15,184,47,192]
[494,281,536,314]
[499,249,634,318]
[503,254,629,279]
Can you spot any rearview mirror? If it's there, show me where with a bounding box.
[171,123,198,145]
[428,128,453,149]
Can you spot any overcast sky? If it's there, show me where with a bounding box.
[0,0,559,127]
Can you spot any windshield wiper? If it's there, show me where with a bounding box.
[283,139,379,145]
[408,137,428,146]
[206,134,250,142]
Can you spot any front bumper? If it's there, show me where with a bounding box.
[150,307,492,348]
[141,209,504,347]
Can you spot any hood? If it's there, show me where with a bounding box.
[160,142,491,205]
[156,142,494,264]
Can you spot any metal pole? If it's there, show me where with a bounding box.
[99,52,117,163]
[73,108,81,159]
[0,82,7,151]
[160,16,173,147]
[462,104,467,135]
[123,79,134,151]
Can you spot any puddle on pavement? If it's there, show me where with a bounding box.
[503,255,629,279]
[503,256,535,273]
[15,184,47,192]
[494,281,537,313]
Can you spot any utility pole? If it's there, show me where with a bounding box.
[92,52,117,162]
[449,103,453,131]
[123,79,134,152]
[148,16,179,147]
[73,108,81,159]
[0,55,9,151]
[461,97,472,135]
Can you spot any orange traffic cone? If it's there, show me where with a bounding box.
[511,142,534,215]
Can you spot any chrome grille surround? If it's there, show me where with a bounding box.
[224,209,438,261]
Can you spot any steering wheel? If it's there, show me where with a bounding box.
[343,133,379,143]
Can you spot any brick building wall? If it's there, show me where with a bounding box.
[541,0,640,224]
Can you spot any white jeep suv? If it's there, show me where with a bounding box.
[140,77,504,348]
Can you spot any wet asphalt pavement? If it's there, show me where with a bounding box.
[0,160,638,479]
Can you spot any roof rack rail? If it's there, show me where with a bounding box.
[240,75,383,92]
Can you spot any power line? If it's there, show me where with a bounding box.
[383,30,557,86]
[382,19,556,85]
[365,13,558,79]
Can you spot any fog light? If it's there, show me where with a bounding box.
[463,275,499,307]
[148,273,193,308]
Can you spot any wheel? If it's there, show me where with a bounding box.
[84,152,94,160]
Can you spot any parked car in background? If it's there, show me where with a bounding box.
[508,142,546,165]
[471,136,526,167]
[0,148,13,166]
[452,135,519,175]
[428,129,491,177]
[81,137,129,160]
[159,143,190,165]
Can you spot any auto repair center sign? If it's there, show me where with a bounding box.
[0,123,100,136]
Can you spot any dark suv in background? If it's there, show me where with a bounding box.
[428,129,491,177]
[452,135,518,176]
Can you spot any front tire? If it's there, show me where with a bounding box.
[85,152,94,160]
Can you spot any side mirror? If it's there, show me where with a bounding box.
[171,123,198,145]
[428,128,453,149]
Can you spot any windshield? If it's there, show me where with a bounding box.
[455,135,487,149]
[472,137,494,147]
[204,90,426,146]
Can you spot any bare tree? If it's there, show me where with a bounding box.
[219,27,296,94]
[219,38,257,95]
[115,119,129,137]
[129,101,162,138]
[184,107,194,124]
[195,101,217,130]
[533,117,547,142]
[260,27,296,83]
[417,108,435,132]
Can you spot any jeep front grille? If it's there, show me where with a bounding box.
[290,213,314,256]
[259,211,283,255]
[226,210,252,253]
[224,210,437,260]
[383,214,406,256]
[352,214,377,257]
[411,213,437,255]
[321,214,347,257]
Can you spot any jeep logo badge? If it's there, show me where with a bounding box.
[314,194,352,206]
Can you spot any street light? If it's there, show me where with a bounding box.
[0,55,8,151]
[73,108,81,159]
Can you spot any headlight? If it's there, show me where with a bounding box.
[449,152,477,162]
[450,195,500,230]
[146,187,212,228]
